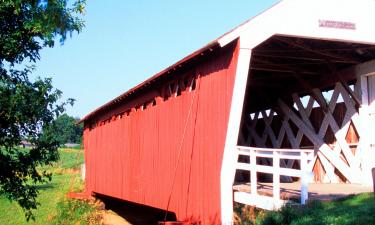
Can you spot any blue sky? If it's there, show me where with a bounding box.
[34,0,278,118]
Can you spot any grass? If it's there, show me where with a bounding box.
[54,148,85,170]
[53,198,100,225]
[235,193,375,225]
[0,148,100,225]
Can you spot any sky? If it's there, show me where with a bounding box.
[34,0,279,118]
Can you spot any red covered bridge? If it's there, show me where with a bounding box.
[80,0,375,224]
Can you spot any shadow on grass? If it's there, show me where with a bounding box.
[36,183,55,191]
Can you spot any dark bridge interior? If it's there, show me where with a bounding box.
[245,35,375,114]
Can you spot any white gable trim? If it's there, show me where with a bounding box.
[220,41,252,224]
[219,0,375,49]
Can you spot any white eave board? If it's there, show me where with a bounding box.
[218,0,375,49]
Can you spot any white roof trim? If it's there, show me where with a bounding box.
[218,0,375,49]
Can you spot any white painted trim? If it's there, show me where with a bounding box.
[356,63,375,186]
[250,148,257,195]
[273,151,281,204]
[234,192,288,211]
[219,0,375,49]
[235,146,313,208]
[81,163,86,181]
[220,41,252,224]
[300,152,309,204]
[356,60,375,80]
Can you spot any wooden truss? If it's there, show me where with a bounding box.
[241,80,363,183]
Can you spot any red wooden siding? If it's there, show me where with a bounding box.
[83,40,239,224]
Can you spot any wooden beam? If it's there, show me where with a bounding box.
[251,58,321,75]
[251,72,293,80]
[338,76,361,108]
[325,61,361,108]
[292,94,314,131]
[316,151,338,183]
[292,73,329,112]
[278,99,358,183]
[275,37,360,64]
[279,66,357,103]
[250,66,320,75]
[249,82,288,88]
[252,51,357,64]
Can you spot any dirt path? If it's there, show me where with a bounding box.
[100,210,132,225]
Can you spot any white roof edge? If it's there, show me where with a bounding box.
[217,0,283,47]
[218,0,375,49]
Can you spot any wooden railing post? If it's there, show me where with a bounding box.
[250,148,257,195]
[234,146,314,210]
[273,150,280,204]
[301,151,309,204]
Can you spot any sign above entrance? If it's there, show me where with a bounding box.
[318,20,356,30]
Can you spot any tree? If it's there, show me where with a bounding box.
[47,113,83,145]
[0,0,85,220]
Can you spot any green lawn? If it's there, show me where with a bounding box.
[0,148,97,225]
[236,192,375,225]
[54,148,85,170]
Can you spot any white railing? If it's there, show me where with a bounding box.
[235,146,314,207]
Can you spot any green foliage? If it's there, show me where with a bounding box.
[54,148,84,170]
[255,193,375,225]
[0,70,69,220]
[0,0,85,64]
[0,148,96,225]
[0,173,73,225]
[46,114,83,145]
[259,211,283,225]
[0,0,85,220]
[54,199,96,225]
[234,203,263,225]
